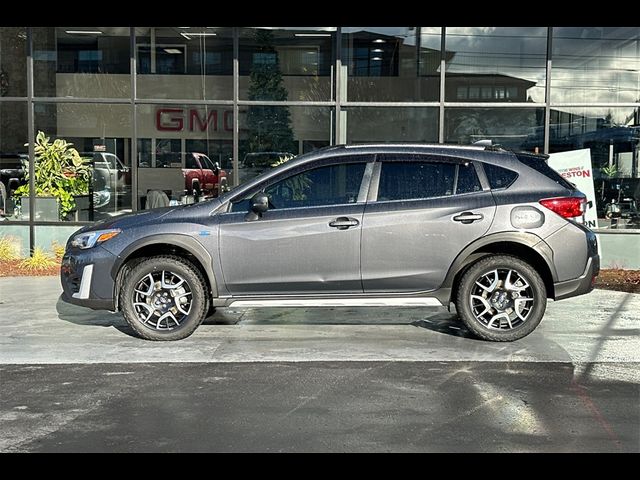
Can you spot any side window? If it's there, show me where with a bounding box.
[185,154,199,170]
[229,162,367,212]
[265,163,366,209]
[456,162,482,194]
[378,162,456,201]
[483,163,519,189]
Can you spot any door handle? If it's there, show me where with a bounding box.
[453,212,484,224]
[329,217,360,230]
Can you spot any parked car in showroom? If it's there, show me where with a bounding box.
[61,144,599,342]
[0,153,27,216]
[242,151,294,169]
[183,152,229,198]
[81,152,131,209]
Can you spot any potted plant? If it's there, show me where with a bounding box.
[14,131,92,221]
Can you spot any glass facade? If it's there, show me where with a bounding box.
[1,27,640,257]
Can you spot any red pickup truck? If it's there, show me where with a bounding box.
[184,152,228,198]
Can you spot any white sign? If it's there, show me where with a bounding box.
[547,148,599,229]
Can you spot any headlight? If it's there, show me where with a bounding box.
[71,228,121,249]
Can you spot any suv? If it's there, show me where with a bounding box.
[61,144,599,342]
[243,152,294,169]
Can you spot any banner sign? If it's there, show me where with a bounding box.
[547,149,599,229]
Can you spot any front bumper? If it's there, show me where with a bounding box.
[554,254,600,301]
[60,245,117,311]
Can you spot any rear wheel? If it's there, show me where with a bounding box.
[455,255,547,342]
[121,255,209,341]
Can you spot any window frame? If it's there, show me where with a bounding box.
[369,154,486,204]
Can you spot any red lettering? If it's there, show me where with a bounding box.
[189,109,218,132]
[223,110,233,132]
[156,108,184,131]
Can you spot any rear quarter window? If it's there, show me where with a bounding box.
[516,153,576,190]
[483,163,519,190]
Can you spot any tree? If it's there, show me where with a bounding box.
[246,30,296,154]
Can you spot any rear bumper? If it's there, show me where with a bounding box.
[553,254,600,301]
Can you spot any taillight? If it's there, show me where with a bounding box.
[539,196,586,219]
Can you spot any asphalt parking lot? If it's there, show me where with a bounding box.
[0,277,638,452]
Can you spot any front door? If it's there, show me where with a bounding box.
[361,156,496,292]
[218,161,370,295]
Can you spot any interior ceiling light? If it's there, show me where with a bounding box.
[163,48,183,54]
[65,30,103,35]
[372,57,383,61]
[373,39,386,43]
[294,33,331,37]
[180,32,217,40]
[372,48,383,53]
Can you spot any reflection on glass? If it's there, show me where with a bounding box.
[344,107,438,143]
[136,27,233,100]
[31,103,132,221]
[444,108,544,151]
[445,27,547,103]
[343,27,441,101]
[0,225,28,258]
[238,106,331,184]
[239,27,335,101]
[33,27,131,98]
[136,104,233,206]
[0,28,27,97]
[549,107,640,230]
[0,102,27,222]
[551,27,640,104]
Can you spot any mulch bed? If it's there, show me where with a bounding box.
[595,269,640,294]
[0,259,62,277]
[0,259,639,293]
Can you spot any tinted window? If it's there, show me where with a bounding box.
[483,163,519,189]
[185,154,199,169]
[378,162,457,201]
[262,163,366,209]
[200,155,217,171]
[516,153,575,190]
[456,163,482,194]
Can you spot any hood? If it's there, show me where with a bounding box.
[78,198,222,233]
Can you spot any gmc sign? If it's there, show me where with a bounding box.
[156,108,233,132]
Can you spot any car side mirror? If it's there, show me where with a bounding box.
[245,192,269,222]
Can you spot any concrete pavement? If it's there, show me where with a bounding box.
[0,277,638,372]
[0,276,638,452]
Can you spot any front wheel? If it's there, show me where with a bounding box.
[455,255,547,342]
[121,255,209,341]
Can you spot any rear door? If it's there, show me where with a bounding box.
[361,154,496,292]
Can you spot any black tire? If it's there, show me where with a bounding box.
[455,255,547,342]
[193,182,201,202]
[121,255,209,341]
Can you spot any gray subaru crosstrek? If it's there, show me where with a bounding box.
[61,144,600,342]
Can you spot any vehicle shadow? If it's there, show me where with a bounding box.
[205,306,477,339]
[56,295,234,336]
[56,295,136,337]
[410,312,476,339]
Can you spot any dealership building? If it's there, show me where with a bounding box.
[0,27,639,267]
